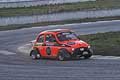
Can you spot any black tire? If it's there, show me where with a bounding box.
[83,53,92,59]
[30,50,41,60]
[57,53,65,61]
[57,49,71,61]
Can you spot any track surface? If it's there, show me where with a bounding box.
[0,20,120,80]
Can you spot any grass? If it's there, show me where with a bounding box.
[79,31,120,56]
[0,16,120,31]
[0,0,120,17]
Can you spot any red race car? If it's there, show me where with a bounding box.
[30,29,93,61]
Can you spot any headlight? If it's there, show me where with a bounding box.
[72,48,75,51]
[88,46,91,49]
[80,48,84,51]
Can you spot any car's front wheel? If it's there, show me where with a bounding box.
[83,51,92,59]
[57,49,71,61]
[57,53,65,61]
[30,50,41,60]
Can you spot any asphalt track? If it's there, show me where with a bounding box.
[0,20,120,80]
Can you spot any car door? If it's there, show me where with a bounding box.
[36,34,47,57]
[45,34,59,57]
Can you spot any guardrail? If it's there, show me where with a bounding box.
[0,0,96,8]
[0,9,120,26]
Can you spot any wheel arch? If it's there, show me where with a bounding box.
[30,47,39,56]
[58,48,71,58]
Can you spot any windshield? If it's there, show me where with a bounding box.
[57,32,79,41]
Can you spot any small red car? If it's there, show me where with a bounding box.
[30,29,93,60]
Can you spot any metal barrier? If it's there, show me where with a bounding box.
[0,0,96,8]
[0,9,120,26]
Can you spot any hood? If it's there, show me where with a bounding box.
[62,40,89,48]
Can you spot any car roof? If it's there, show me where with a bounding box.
[40,29,71,34]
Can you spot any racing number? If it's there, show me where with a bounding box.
[46,47,51,55]
[45,34,57,55]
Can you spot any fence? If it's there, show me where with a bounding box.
[0,9,120,26]
[0,0,96,8]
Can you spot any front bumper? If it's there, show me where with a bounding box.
[71,47,93,57]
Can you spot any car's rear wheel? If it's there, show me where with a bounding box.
[31,50,41,60]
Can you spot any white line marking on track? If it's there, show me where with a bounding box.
[18,44,32,54]
[92,55,120,60]
[0,50,16,55]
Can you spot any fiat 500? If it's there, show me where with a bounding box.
[30,29,93,61]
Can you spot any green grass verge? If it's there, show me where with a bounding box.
[0,0,120,17]
[79,31,120,56]
[0,16,120,31]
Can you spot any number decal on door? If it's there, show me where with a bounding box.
[46,47,51,55]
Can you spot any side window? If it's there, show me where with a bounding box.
[45,34,56,42]
[37,35,44,43]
